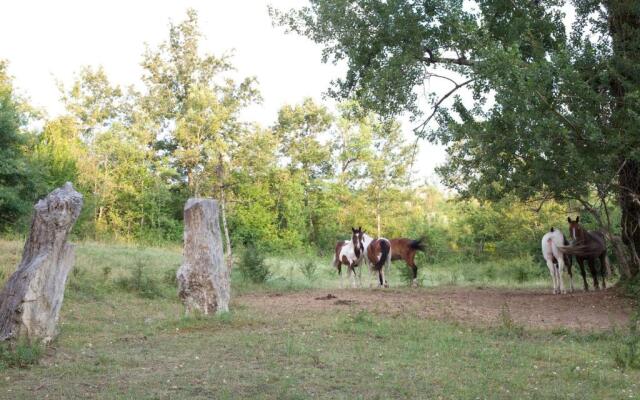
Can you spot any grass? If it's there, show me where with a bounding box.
[0,239,637,399]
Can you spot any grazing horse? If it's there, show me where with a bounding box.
[332,227,365,288]
[389,238,427,287]
[541,227,574,294]
[562,216,609,290]
[358,230,392,288]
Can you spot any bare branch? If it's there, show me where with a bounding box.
[414,78,475,137]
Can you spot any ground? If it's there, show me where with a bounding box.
[241,286,635,331]
[0,240,638,399]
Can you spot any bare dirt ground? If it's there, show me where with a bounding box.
[238,286,637,330]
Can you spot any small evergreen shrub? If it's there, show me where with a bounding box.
[238,245,270,283]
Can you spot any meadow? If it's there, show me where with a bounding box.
[0,239,638,399]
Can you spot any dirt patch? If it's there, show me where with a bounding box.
[237,286,636,330]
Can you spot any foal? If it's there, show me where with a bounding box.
[332,227,365,288]
[358,230,392,288]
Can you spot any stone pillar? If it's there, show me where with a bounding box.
[177,198,230,315]
[0,182,83,343]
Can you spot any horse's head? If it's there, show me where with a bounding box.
[351,227,362,257]
[567,216,586,245]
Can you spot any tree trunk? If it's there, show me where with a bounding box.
[0,182,83,344]
[608,1,640,278]
[219,186,233,270]
[177,198,230,315]
[618,161,640,277]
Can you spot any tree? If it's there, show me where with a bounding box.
[0,61,44,231]
[142,8,259,263]
[274,98,333,246]
[272,0,640,279]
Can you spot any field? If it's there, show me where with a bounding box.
[0,240,639,399]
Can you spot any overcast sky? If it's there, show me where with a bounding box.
[1,0,452,183]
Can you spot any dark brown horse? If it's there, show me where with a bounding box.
[563,217,609,291]
[389,238,426,287]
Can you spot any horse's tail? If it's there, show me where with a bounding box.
[375,240,391,271]
[410,238,427,252]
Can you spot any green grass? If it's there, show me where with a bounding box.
[0,239,637,399]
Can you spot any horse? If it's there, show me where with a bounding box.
[358,229,392,288]
[562,216,610,291]
[332,227,365,288]
[541,227,575,294]
[389,238,427,287]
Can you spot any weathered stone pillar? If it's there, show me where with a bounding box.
[0,182,83,343]
[177,199,230,315]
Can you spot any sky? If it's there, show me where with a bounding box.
[0,0,450,184]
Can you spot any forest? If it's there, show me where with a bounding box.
[0,9,601,269]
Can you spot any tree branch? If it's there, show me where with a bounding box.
[413,78,475,137]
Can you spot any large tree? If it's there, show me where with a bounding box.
[272,0,640,278]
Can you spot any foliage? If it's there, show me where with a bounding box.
[272,0,640,277]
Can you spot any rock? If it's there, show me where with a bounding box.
[0,182,83,343]
[176,199,230,315]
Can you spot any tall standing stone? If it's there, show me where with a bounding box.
[0,182,83,343]
[177,198,230,315]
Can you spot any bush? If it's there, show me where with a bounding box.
[238,245,270,283]
[0,341,43,370]
[613,311,640,370]
[299,260,318,282]
[115,260,162,299]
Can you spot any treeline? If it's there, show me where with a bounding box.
[0,10,576,261]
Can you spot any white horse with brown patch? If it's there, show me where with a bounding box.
[541,227,574,294]
[332,227,365,288]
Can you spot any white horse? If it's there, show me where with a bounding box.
[541,227,574,294]
[359,230,392,288]
[332,227,365,288]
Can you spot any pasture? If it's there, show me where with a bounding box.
[0,239,638,399]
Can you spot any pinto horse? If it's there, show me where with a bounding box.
[389,238,426,287]
[358,230,392,288]
[332,227,365,288]
[541,227,574,294]
[562,216,610,291]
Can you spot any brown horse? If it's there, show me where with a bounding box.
[563,217,609,291]
[389,238,426,287]
[358,230,391,288]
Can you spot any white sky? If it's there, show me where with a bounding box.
[1,0,450,183]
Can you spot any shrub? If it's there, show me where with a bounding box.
[115,260,162,299]
[238,245,270,283]
[299,260,318,282]
[0,341,43,370]
[613,311,640,370]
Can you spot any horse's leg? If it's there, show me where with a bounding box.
[349,264,357,288]
[577,257,588,291]
[566,257,574,293]
[545,257,557,294]
[599,253,607,289]
[408,251,418,287]
[587,258,599,290]
[557,256,566,294]
[338,263,345,289]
